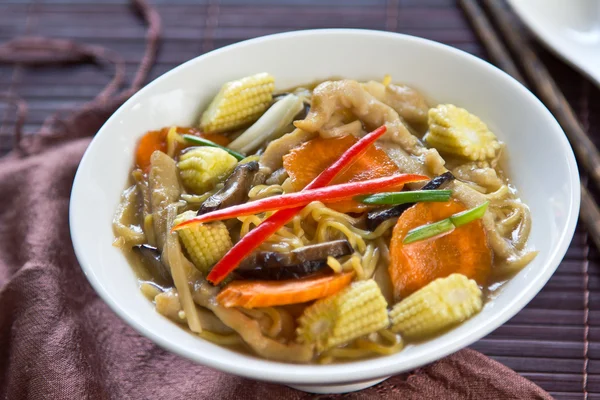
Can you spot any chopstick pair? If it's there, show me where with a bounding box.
[460,0,600,252]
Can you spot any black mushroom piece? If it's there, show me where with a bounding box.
[198,161,260,215]
[366,171,456,231]
[132,244,173,286]
[235,239,353,280]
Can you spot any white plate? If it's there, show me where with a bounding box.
[508,0,600,87]
[69,29,580,393]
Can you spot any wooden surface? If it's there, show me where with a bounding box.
[1,0,599,398]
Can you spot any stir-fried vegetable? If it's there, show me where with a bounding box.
[424,104,501,161]
[136,129,168,171]
[228,93,304,154]
[216,272,354,308]
[200,72,275,133]
[359,189,452,205]
[177,147,238,194]
[389,274,483,340]
[389,199,492,298]
[296,280,389,352]
[198,161,260,214]
[283,134,400,213]
[206,126,388,285]
[366,171,455,230]
[182,134,245,161]
[173,211,232,275]
[172,174,427,230]
[403,201,489,244]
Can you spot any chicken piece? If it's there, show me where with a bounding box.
[294,80,423,156]
[363,80,429,127]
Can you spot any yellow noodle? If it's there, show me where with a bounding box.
[324,347,373,359]
[198,330,243,346]
[363,244,380,280]
[350,254,365,279]
[355,338,403,355]
[359,244,379,280]
[327,256,343,273]
[317,219,367,252]
[239,215,264,237]
[248,184,285,200]
[301,201,361,225]
[375,237,390,265]
[320,330,403,360]
[493,250,539,278]
[292,215,305,240]
[378,329,399,343]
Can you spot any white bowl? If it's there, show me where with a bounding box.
[70,29,580,394]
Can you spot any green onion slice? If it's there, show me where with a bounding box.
[450,201,489,227]
[358,190,452,205]
[403,219,455,244]
[402,201,489,244]
[182,134,245,161]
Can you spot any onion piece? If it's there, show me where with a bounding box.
[228,94,304,154]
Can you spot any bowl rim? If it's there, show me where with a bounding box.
[70,28,580,385]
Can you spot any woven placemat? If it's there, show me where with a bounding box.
[1,1,598,398]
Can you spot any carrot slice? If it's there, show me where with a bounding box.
[283,135,400,213]
[216,272,354,308]
[135,128,169,171]
[389,199,492,299]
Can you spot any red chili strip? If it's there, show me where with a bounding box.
[173,174,426,230]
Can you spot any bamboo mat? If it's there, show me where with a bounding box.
[1,0,599,398]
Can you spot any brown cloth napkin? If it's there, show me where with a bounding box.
[0,1,554,399]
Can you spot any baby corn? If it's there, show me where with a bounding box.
[390,273,483,340]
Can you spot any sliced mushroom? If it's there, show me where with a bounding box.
[198,161,260,214]
[236,240,353,280]
[132,244,173,286]
[366,172,455,230]
[265,168,289,185]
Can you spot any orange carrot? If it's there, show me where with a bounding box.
[283,135,400,213]
[135,128,169,171]
[389,199,492,299]
[216,272,354,308]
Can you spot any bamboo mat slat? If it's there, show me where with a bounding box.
[1,0,598,398]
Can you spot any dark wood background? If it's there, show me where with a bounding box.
[1,1,599,398]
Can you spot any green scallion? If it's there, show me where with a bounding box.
[182,134,246,161]
[402,201,489,244]
[450,201,489,227]
[358,190,452,205]
[403,219,455,244]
